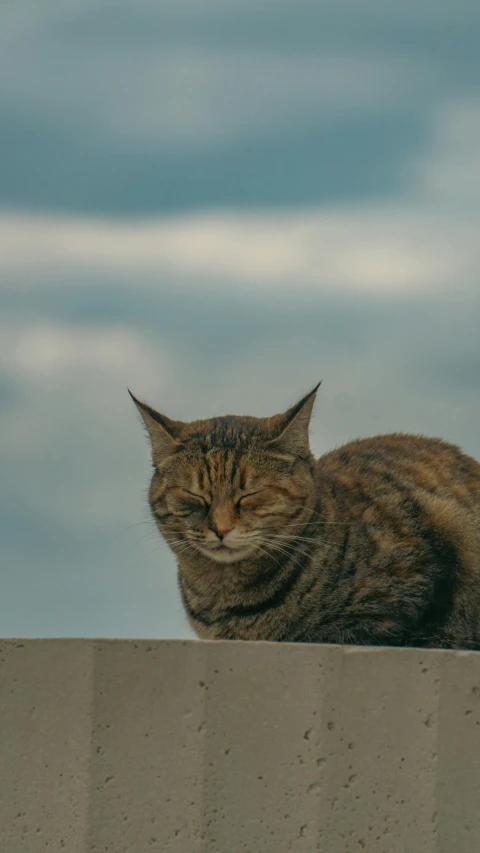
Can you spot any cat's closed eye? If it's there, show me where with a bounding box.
[235,490,263,508]
[163,490,208,518]
[184,490,209,504]
[236,490,290,518]
[175,501,206,517]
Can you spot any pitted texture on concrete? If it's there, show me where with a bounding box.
[0,640,479,852]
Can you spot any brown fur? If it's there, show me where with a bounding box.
[130,386,480,649]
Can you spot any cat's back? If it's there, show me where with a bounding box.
[316,432,480,510]
[314,433,480,648]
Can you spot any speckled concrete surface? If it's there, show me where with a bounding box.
[0,639,479,852]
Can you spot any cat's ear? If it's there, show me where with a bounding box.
[129,390,182,464]
[266,382,321,457]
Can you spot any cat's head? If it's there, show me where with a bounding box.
[130,385,320,565]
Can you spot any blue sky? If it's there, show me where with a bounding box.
[1,1,479,638]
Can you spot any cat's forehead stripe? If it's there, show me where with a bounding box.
[194,467,208,494]
[194,448,247,494]
[206,449,230,490]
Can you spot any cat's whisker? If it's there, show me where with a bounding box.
[256,540,295,562]
[262,530,328,549]
[131,532,160,549]
[256,536,312,563]
[164,538,194,550]
[109,520,158,542]
[136,536,193,560]
[144,546,176,560]
[268,532,325,545]
[271,533,348,563]
[112,532,160,564]
[253,544,283,570]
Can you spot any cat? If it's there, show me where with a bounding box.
[130,384,480,649]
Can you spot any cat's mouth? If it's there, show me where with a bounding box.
[196,542,256,563]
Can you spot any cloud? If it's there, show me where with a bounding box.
[0,43,427,153]
[3,90,479,300]
[0,203,477,299]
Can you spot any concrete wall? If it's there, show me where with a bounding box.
[0,639,479,853]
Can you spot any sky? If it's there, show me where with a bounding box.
[1,0,479,639]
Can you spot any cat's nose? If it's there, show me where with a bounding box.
[210,507,236,540]
[211,523,235,541]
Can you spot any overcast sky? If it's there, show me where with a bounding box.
[1,1,479,639]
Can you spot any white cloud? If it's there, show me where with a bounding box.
[0,203,478,298]
[3,92,479,299]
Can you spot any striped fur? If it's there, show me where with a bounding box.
[131,386,480,649]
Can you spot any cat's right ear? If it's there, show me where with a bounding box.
[128,390,181,464]
[265,382,321,457]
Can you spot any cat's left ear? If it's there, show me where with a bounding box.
[266,382,321,457]
[129,390,183,465]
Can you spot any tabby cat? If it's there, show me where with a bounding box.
[130,385,480,649]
